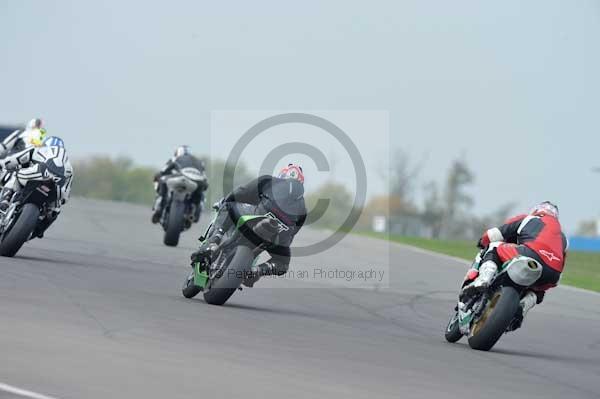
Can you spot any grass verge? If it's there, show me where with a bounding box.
[360,231,600,293]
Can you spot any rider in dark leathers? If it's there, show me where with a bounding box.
[191,164,306,287]
[152,145,207,224]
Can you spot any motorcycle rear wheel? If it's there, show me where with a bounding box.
[163,200,185,247]
[203,245,253,306]
[468,286,520,351]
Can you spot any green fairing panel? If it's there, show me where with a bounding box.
[236,214,265,228]
[194,262,208,288]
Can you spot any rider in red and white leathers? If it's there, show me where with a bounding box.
[461,201,567,329]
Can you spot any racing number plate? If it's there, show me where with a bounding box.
[265,212,290,233]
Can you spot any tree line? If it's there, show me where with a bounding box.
[71,155,252,208]
[72,151,511,239]
[305,149,515,240]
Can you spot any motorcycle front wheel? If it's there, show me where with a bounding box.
[182,271,201,299]
[0,203,40,257]
[444,312,463,343]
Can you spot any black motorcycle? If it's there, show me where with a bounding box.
[159,167,207,247]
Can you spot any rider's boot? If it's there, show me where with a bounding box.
[243,261,275,288]
[521,290,537,317]
[461,260,497,296]
[193,203,202,223]
[0,188,15,212]
[507,290,537,331]
[151,196,163,224]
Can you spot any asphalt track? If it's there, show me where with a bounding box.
[0,198,599,399]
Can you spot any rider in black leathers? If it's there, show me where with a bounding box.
[152,145,207,224]
[191,163,306,287]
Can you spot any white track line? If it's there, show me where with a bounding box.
[0,382,60,399]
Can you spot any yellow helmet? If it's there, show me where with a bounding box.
[26,128,47,147]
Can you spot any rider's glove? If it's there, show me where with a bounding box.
[0,158,19,172]
[212,198,224,211]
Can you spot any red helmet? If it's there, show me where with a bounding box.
[530,201,559,219]
[278,163,304,184]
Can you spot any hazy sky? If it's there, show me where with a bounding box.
[1,0,598,232]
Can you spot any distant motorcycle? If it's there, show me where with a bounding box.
[0,154,67,257]
[159,167,207,246]
[444,250,543,351]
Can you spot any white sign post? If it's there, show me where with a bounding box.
[372,216,387,233]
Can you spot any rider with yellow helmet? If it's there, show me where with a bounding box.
[0,118,47,157]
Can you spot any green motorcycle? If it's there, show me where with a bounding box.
[182,208,286,306]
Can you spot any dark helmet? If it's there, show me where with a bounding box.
[174,145,191,157]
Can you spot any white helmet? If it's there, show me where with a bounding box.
[26,118,43,131]
[530,201,559,219]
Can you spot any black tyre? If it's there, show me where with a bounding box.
[468,286,520,351]
[163,200,185,247]
[444,312,463,343]
[0,203,40,257]
[203,245,253,306]
[182,272,201,299]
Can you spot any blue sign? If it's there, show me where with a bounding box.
[568,236,600,252]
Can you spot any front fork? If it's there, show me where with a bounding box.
[457,250,486,334]
[192,261,209,290]
[457,302,473,335]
